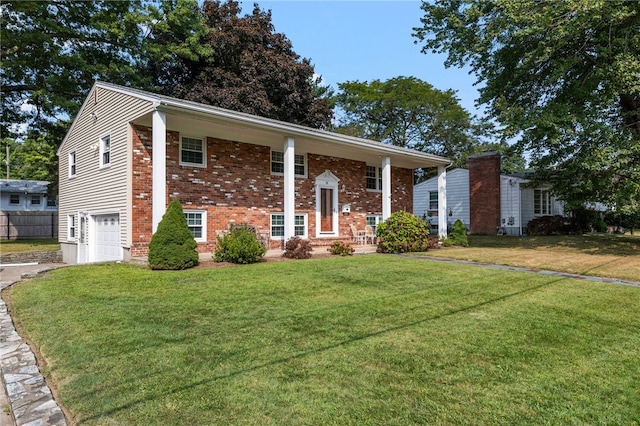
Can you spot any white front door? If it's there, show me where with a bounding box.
[77,212,88,264]
[315,170,340,237]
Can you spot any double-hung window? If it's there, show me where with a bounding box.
[69,151,77,177]
[180,136,206,167]
[31,195,41,206]
[68,214,76,240]
[366,215,383,232]
[9,194,19,205]
[184,211,206,242]
[270,213,307,239]
[100,135,111,167]
[366,165,382,191]
[534,189,551,215]
[429,191,439,211]
[271,151,306,177]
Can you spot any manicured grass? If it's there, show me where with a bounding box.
[0,238,60,254]
[427,234,640,282]
[8,255,640,425]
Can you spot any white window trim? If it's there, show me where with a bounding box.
[67,214,76,241]
[366,165,383,192]
[179,136,207,168]
[270,212,308,240]
[534,189,552,216]
[428,191,439,211]
[99,134,111,168]
[271,150,307,178]
[69,150,77,178]
[184,210,207,242]
[31,195,41,205]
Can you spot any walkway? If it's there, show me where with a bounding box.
[0,264,67,426]
[400,254,640,287]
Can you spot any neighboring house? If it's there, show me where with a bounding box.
[414,153,565,235]
[58,82,451,264]
[0,179,57,211]
[1,179,58,240]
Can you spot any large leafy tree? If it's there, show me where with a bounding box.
[413,0,640,212]
[332,76,522,177]
[168,0,333,129]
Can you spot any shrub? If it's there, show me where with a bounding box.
[443,219,469,247]
[283,236,313,259]
[148,199,199,270]
[375,211,430,253]
[327,241,355,256]
[526,215,571,235]
[214,225,266,264]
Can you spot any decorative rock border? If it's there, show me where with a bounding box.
[0,277,67,426]
[0,252,62,266]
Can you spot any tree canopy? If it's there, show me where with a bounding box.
[167,0,333,128]
[1,0,332,185]
[413,0,640,212]
[332,76,523,177]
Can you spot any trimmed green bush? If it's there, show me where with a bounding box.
[214,225,266,264]
[443,219,469,247]
[375,211,430,253]
[148,199,199,270]
[328,241,355,256]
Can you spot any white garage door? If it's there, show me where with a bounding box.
[94,214,122,262]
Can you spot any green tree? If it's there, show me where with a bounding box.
[413,0,640,213]
[332,76,518,176]
[148,199,199,270]
[168,0,333,128]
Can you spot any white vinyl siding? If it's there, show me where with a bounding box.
[414,168,470,228]
[58,86,154,244]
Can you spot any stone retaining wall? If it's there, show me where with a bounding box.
[0,251,63,265]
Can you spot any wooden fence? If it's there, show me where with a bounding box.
[0,211,58,240]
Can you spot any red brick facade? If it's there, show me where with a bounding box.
[469,153,501,234]
[130,125,414,256]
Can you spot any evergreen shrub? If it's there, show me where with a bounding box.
[443,219,469,247]
[214,225,266,264]
[148,199,199,270]
[375,211,430,253]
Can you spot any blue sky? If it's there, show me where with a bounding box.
[244,1,483,117]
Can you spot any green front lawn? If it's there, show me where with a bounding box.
[9,255,640,425]
[0,238,60,254]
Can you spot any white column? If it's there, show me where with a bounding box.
[382,156,392,220]
[283,137,296,242]
[152,110,167,234]
[437,165,447,238]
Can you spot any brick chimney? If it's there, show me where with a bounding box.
[469,153,501,234]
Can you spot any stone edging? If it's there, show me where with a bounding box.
[0,276,67,426]
[0,252,63,266]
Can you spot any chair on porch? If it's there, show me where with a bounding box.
[350,224,366,245]
[364,225,375,244]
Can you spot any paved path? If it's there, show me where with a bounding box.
[400,254,640,287]
[0,264,67,426]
